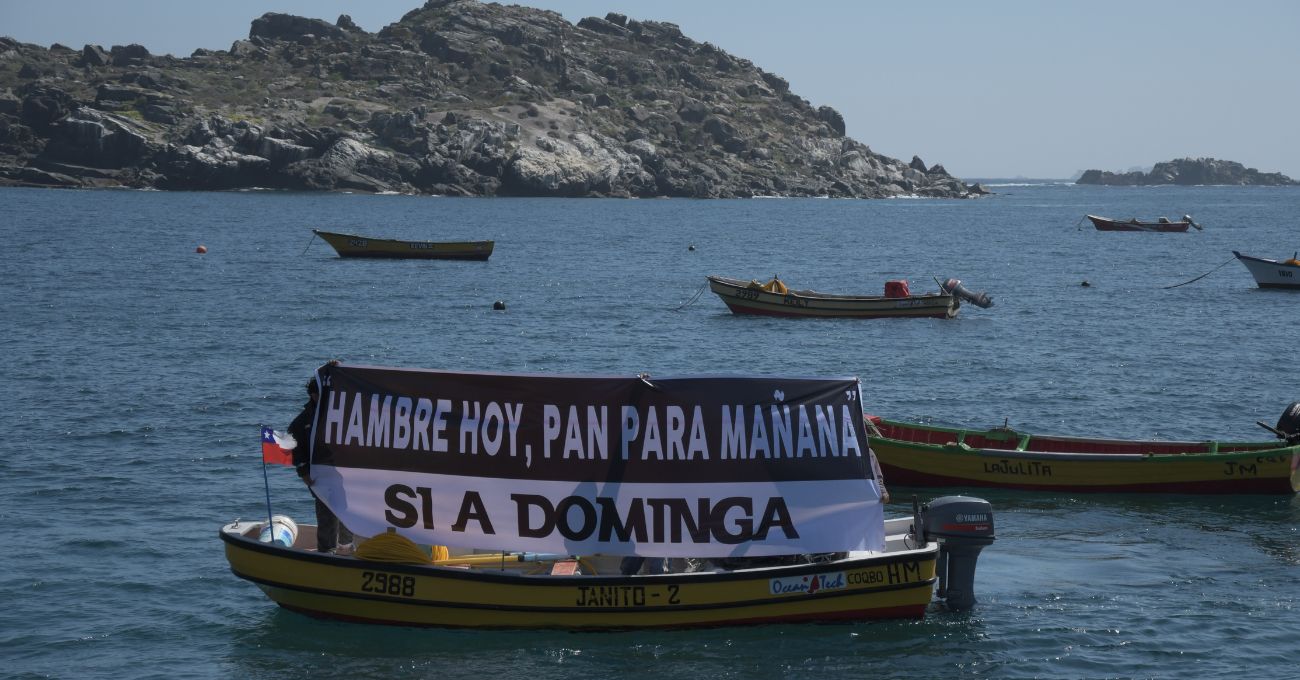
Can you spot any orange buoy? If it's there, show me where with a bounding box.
[195,245,208,254]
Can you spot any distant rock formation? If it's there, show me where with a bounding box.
[0,1,982,198]
[1076,158,1298,186]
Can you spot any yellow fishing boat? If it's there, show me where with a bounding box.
[220,510,994,628]
[313,229,494,260]
[866,406,1300,494]
[223,363,996,628]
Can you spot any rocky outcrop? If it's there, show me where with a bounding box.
[0,2,979,198]
[1077,157,1298,186]
[249,13,347,43]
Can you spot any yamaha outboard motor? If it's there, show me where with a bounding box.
[941,278,994,309]
[917,496,995,611]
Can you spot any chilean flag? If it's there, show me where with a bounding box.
[261,427,294,465]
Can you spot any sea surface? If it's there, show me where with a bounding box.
[1,184,1297,679]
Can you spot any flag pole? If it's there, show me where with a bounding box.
[261,426,275,537]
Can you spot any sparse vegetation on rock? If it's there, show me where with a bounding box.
[0,0,983,198]
[1077,157,1297,186]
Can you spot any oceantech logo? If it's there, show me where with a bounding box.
[768,572,846,596]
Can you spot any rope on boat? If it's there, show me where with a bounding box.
[674,282,708,311]
[300,231,318,256]
[1074,216,1086,230]
[1162,257,1235,289]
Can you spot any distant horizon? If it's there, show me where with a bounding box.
[3,0,1297,179]
[963,156,1300,183]
[962,176,1080,182]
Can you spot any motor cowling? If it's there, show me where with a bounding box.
[1276,402,1300,445]
[919,495,995,611]
[941,278,994,308]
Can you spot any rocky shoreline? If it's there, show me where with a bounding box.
[0,0,986,199]
[1076,157,1297,186]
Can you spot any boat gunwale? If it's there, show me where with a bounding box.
[226,562,938,617]
[870,418,1297,461]
[219,522,938,588]
[706,275,954,304]
[873,437,1297,462]
[1085,214,1192,227]
[1231,250,1291,267]
[312,229,493,248]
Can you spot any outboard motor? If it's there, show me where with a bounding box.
[1256,402,1300,445]
[1276,402,1300,445]
[941,278,994,308]
[917,496,995,611]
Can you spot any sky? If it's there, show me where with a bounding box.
[3,0,1298,179]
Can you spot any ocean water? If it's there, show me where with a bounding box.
[1,184,1297,679]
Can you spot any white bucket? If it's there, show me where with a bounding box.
[258,515,299,547]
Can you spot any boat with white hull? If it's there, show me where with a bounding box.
[1233,251,1300,289]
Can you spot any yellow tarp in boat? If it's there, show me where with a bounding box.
[748,277,788,294]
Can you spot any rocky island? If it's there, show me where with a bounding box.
[0,0,984,198]
[1076,157,1297,186]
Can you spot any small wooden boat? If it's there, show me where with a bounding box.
[220,511,991,628]
[222,363,997,628]
[706,276,992,320]
[1233,251,1300,289]
[313,229,494,260]
[865,406,1300,495]
[1086,214,1201,232]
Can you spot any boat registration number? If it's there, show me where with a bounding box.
[575,584,681,607]
[360,570,416,597]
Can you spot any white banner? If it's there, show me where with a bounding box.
[305,365,886,557]
[311,465,886,556]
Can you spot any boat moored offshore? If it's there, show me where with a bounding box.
[1085,214,1202,232]
[312,229,494,260]
[1233,251,1300,289]
[865,404,1300,494]
[705,275,992,319]
[222,362,997,628]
